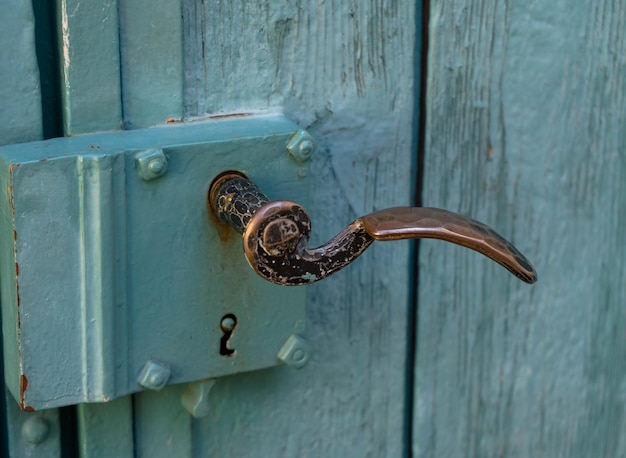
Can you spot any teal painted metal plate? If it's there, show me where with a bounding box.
[0,115,308,410]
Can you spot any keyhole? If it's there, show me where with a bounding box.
[219,314,237,356]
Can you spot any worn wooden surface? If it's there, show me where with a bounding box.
[0,0,42,145]
[415,0,626,457]
[56,0,122,134]
[77,400,133,458]
[0,1,63,457]
[179,1,418,456]
[50,2,136,457]
[118,0,183,128]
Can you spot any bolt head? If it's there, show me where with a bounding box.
[287,130,316,163]
[137,360,171,390]
[22,417,49,444]
[135,148,168,181]
[298,140,314,158]
[149,371,165,387]
[148,158,165,174]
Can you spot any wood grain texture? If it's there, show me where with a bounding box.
[52,4,135,455]
[179,1,418,456]
[415,1,626,457]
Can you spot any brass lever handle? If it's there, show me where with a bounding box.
[209,172,537,286]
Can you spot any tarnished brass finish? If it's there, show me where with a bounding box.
[210,174,537,285]
[361,207,536,283]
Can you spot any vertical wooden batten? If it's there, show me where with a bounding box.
[0,1,43,145]
[415,0,626,456]
[117,1,189,454]
[0,1,62,456]
[182,1,419,456]
[118,0,184,128]
[53,1,133,455]
[56,0,123,135]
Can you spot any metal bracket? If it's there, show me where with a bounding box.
[0,115,309,410]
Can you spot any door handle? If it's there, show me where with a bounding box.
[210,172,537,286]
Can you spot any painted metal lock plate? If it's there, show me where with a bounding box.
[0,115,308,410]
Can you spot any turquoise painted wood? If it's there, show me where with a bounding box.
[56,0,122,135]
[10,0,624,457]
[6,0,626,457]
[10,0,419,456]
[54,1,131,453]
[178,2,419,457]
[0,1,42,145]
[119,0,184,129]
[82,1,419,456]
[77,399,132,458]
[0,2,62,457]
[415,1,626,457]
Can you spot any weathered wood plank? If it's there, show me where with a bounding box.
[0,0,42,145]
[415,0,626,456]
[134,385,192,458]
[56,0,122,134]
[181,0,419,456]
[0,2,62,456]
[53,2,135,454]
[118,0,184,128]
[77,399,134,458]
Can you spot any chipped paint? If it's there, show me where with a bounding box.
[301,273,317,282]
[60,0,72,75]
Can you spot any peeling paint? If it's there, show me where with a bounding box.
[60,0,72,70]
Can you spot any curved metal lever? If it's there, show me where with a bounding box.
[209,172,537,286]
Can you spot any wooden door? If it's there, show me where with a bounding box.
[2,1,625,457]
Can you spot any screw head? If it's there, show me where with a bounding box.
[298,140,314,158]
[137,360,171,390]
[147,158,165,174]
[287,130,316,163]
[135,148,168,181]
[149,371,165,387]
[292,348,306,362]
[22,416,49,444]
